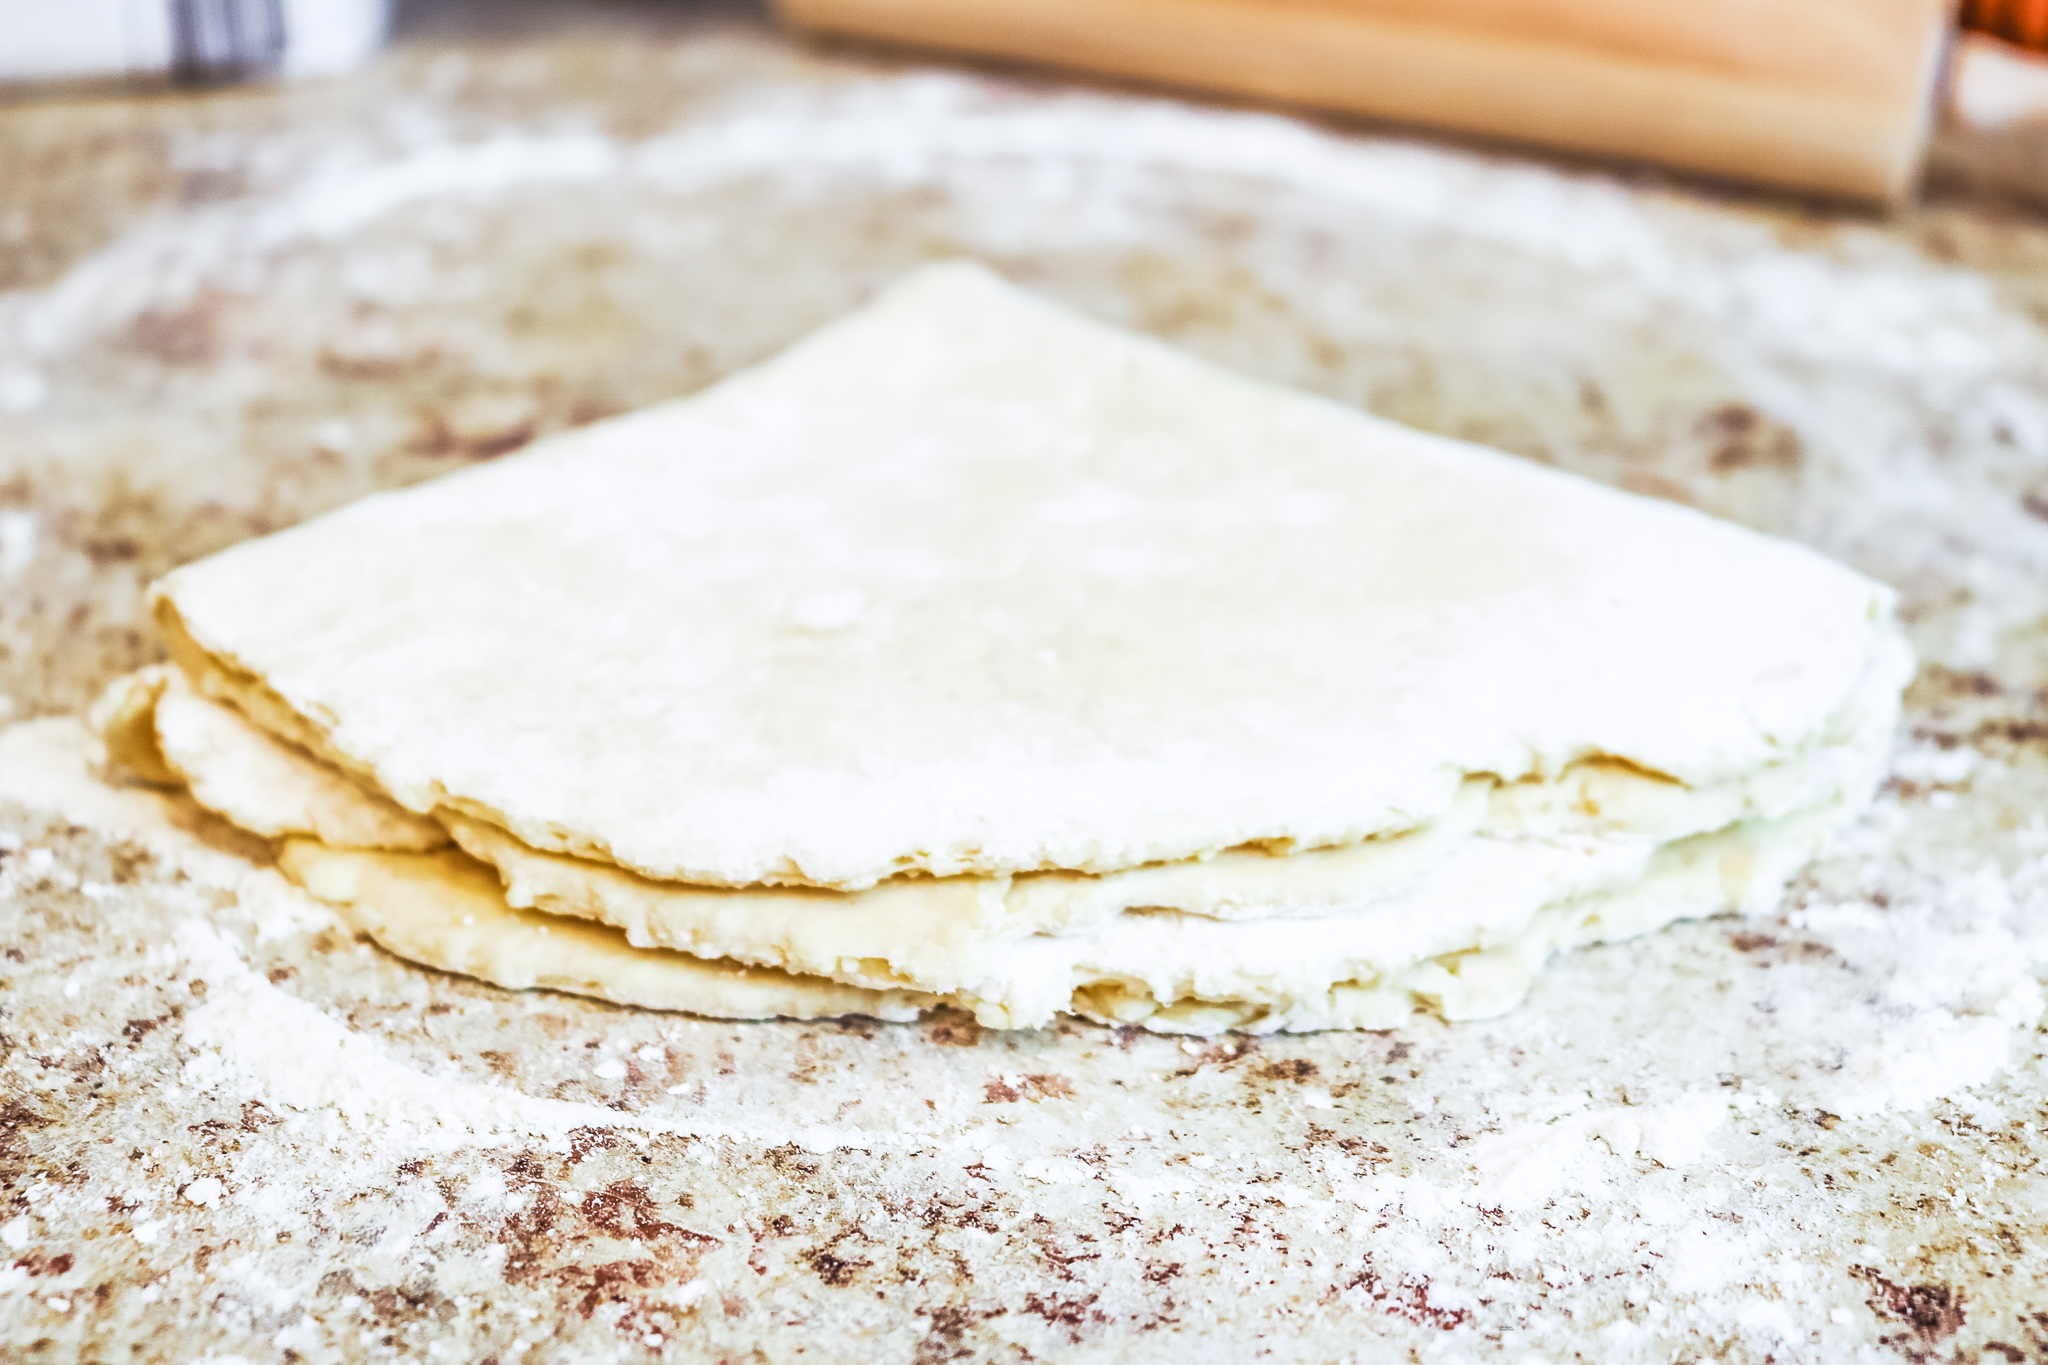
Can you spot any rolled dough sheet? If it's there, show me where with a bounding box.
[151,262,1908,892]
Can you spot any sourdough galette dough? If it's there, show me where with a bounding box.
[100,263,1912,1031]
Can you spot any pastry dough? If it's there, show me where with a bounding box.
[151,263,1903,891]
[99,263,1912,1032]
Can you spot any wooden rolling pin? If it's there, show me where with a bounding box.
[773,0,1959,202]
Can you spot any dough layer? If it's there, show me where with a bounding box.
[277,840,936,1022]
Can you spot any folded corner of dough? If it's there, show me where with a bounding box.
[87,666,183,787]
[150,685,447,852]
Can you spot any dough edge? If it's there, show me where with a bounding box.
[79,670,1889,1033]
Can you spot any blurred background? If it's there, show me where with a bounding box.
[3,0,2048,736]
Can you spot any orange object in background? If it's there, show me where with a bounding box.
[1963,0,2048,50]
[774,0,1958,202]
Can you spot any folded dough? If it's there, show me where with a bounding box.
[99,263,1912,1032]
[95,673,1879,1029]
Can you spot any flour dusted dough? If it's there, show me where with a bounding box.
[153,263,1903,892]
[107,263,1912,1032]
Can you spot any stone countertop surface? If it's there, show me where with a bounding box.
[5,4,2048,1361]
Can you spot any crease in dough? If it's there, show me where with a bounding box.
[41,704,1827,1035]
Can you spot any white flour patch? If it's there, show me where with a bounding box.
[175,916,735,1155]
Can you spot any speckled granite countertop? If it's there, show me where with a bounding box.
[5,5,2048,1361]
